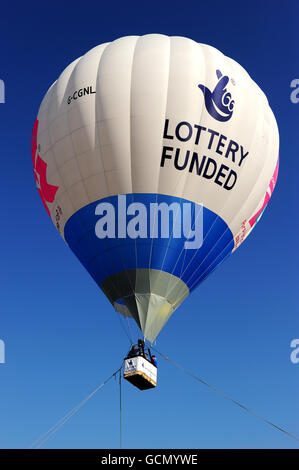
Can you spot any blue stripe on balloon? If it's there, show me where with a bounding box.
[64,194,234,292]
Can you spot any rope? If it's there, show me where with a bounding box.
[119,369,122,449]
[29,366,122,449]
[152,347,299,443]
[114,306,134,345]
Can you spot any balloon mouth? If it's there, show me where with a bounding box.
[116,293,173,343]
[101,268,189,343]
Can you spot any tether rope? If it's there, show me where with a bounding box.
[152,347,299,443]
[29,366,122,449]
[119,369,122,449]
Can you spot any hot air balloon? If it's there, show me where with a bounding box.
[32,34,279,350]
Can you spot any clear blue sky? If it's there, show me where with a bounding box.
[0,0,298,449]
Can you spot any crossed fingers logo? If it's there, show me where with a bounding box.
[198,70,235,122]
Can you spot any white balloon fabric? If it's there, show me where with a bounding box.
[32,34,279,342]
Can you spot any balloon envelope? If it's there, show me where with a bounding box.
[32,34,279,342]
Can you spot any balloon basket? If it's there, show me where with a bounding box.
[123,356,157,390]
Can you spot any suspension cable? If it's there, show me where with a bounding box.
[152,347,299,442]
[119,369,122,449]
[29,366,122,449]
[114,306,134,345]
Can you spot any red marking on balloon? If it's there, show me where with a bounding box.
[32,119,59,217]
[249,158,279,228]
